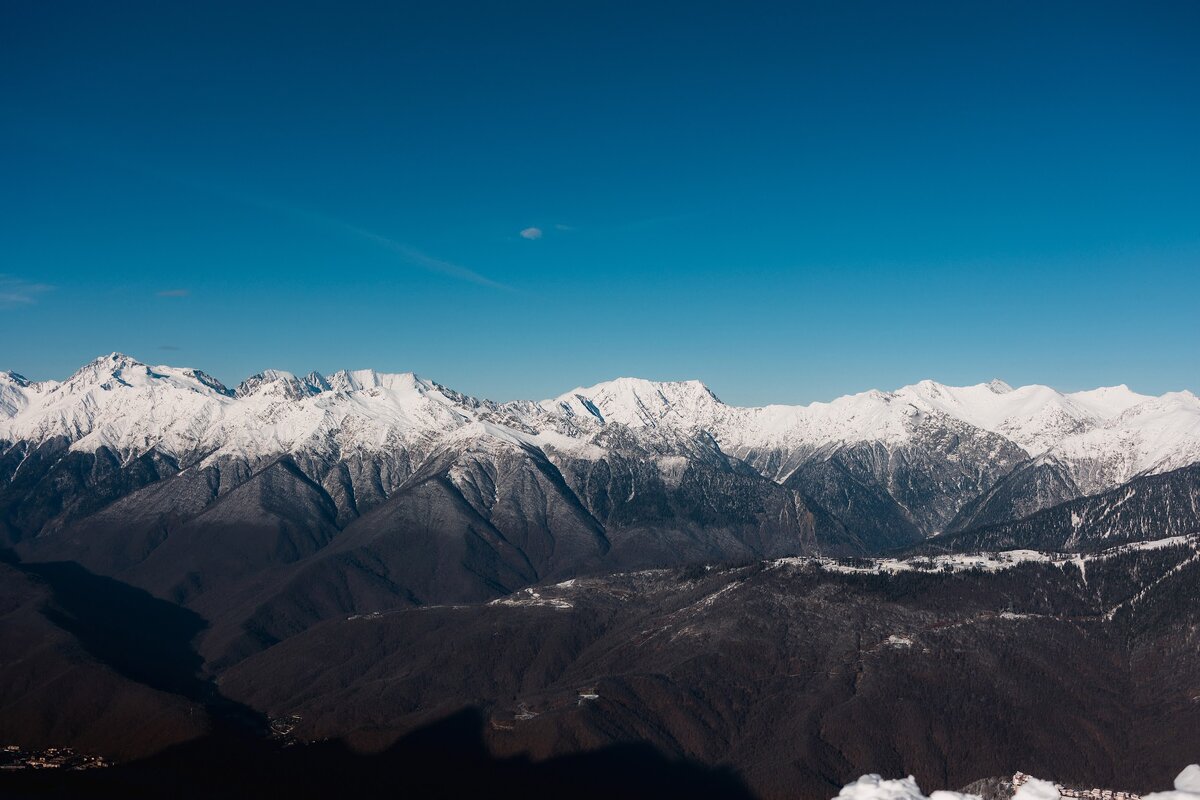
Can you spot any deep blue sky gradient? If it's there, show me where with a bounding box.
[2,1,1198,404]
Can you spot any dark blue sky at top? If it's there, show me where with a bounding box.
[2,1,1197,405]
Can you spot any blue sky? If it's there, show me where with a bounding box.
[2,0,1197,405]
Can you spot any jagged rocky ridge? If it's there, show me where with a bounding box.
[917,463,1200,554]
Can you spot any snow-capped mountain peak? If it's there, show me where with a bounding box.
[234,369,322,400]
[324,368,442,397]
[59,352,148,389]
[542,377,722,427]
[0,371,39,418]
[1065,384,1152,418]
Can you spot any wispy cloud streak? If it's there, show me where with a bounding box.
[324,219,514,291]
[230,194,513,291]
[0,275,53,308]
[0,126,511,293]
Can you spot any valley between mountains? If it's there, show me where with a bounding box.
[2,354,1199,798]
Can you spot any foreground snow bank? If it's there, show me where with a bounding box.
[1146,765,1200,800]
[1014,778,1061,800]
[836,766,1200,800]
[834,774,979,800]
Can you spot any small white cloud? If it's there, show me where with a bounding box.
[520,227,543,240]
[156,289,190,298]
[0,275,53,309]
[554,223,575,231]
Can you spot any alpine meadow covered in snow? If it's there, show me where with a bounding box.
[3,1,1199,798]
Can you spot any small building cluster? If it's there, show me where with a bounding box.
[269,714,304,744]
[0,744,111,771]
[1014,772,1142,800]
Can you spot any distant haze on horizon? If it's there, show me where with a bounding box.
[2,1,1197,406]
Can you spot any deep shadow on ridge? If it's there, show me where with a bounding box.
[0,547,267,737]
[0,708,757,800]
[0,550,756,799]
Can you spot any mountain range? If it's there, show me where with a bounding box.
[5,353,1198,542]
[2,353,1199,798]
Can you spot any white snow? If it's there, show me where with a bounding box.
[2,355,1197,501]
[837,767,1200,800]
[542,377,722,428]
[834,773,979,800]
[1147,762,1200,800]
[1146,765,1200,800]
[0,354,487,464]
[774,548,1056,575]
[1067,385,1151,418]
[1175,765,1200,793]
[1013,778,1062,800]
[1050,391,1200,494]
[772,535,1199,577]
[543,375,1200,492]
[487,587,574,610]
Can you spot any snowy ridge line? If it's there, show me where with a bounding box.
[2,353,1199,498]
[487,587,574,610]
[772,534,1200,575]
[309,535,1199,625]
